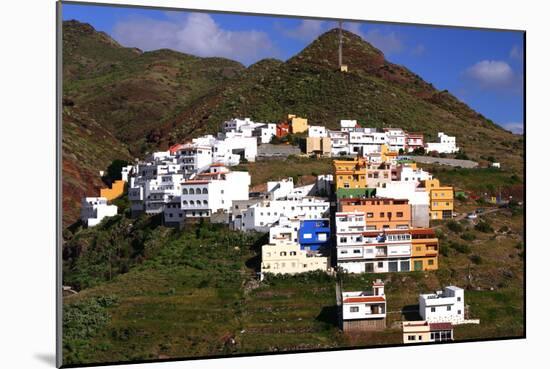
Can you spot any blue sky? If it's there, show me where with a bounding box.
[62,3,525,134]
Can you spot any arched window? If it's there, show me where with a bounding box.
[203,200,208,205]
[182,188,188,195]
[202,187,208,194]
[196,200,201,205]
[189,188,195,195]
[182,200,188,205]
[196,188,202,194]
[189,200,195,206]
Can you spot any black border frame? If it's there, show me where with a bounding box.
[56,1,527,368]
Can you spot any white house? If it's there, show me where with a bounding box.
[176,144,213,172]
[341,280,387,331]
[163,164,251,224]
[267,177,295,200]
[222,118,276,144]
[396,166,433,183]
[335,212,412,274]
[340,119,358,132]
[193,134,258,164]
[419,286,465,324]
[328,130,350,156]
[269,217,300,244]
[238,197,330,232]
[308,125,328,138]
[375,181,430,228]
[80,197,117,227]
[384,128,407,152]
[426,132,459,154]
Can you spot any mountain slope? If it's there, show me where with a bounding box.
[62,23,523,225]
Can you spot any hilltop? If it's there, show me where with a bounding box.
[62,22,523,225]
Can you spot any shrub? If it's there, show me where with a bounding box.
[498,225,510,233]
[446,220,463,233]
[440,243,450,257]
[449,241,471,254]
[460,232,476,241]
[475,221,494,233]
[469,254,483,265]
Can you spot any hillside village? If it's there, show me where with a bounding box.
[77,113,492,342]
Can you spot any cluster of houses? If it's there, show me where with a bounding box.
[77,114,475,341]
[306,119,459,157]
[339,281,479,343]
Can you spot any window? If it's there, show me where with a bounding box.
[457,297,461,302]
[428,259,434,265]
[350,306,359,313]
[431,307,436,312]
[458,310,462,315]
[377,262,383,268]
[303,233,313,239]
[408,335,416,341]
[396,212,403,217]
[290,251,297,256]
[341,250,348,254]
[367,212,373,218]
[380,212,385,217]
[353,250,361,254]
[447,306,451,311]
[280,252,287,256]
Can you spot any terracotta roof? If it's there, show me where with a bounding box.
[182,180,210,184]
[343,296,385,303]
[410,228,437,235]
[429,322,453,331]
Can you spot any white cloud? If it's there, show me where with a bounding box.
[509,45,523,61]
[112,13,277,65]
[363,29,404,55]
[500,122,524,134]
[281,19,327,41]
[465,60,515,88]
[411,43,426,56]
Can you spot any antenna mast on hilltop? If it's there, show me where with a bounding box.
[338,21,343,68]
[338,21,348,72]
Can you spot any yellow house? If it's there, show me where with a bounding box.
[288,114,309,134]
[261,241,329,279]
[403,321,453,344]
[333,158,367,190]
[100,180,125,201]
[423,178,453,220]
[380,144,399,164]
[410,228,439,271]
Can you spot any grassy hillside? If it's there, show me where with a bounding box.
[63,208,523,365]
[62,166,524,365]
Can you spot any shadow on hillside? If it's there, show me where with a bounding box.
[316,305,339,327]
[402,304,422,321]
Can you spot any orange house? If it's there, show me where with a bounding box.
[100,180,125,201]
[339,197,412,230]
[410,228,439,271]
[276,122,290,138]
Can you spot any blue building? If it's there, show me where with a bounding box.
[298,219,331,251]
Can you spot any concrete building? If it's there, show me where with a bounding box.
[340,119,359,132]
[426,132,459,154]
[238,197,330,232]
[80,197,117,227]
[298,219,330,251]
[402,321,453,344]
[384,128,407,152]
[328,130,350,156]
[308,125,328,138]
[163,165,251,225]
[269,217,300,244]
[410,228,439,271]
[176,143,213,172]
[335,212,413,273]
[306,136,332,157]
[260,240,329,279]
[406,133,424,153]
[419,286,465,324]
[340,280,386,331]
[374,181,430,228]
[421,178,454,220]
[288,114,309,134]
[333,158,368,190]
[339,197,412,231]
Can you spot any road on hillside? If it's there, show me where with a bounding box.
[407,155,478,168]
[434,207,506,229]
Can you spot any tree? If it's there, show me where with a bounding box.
[106,159,129,181]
